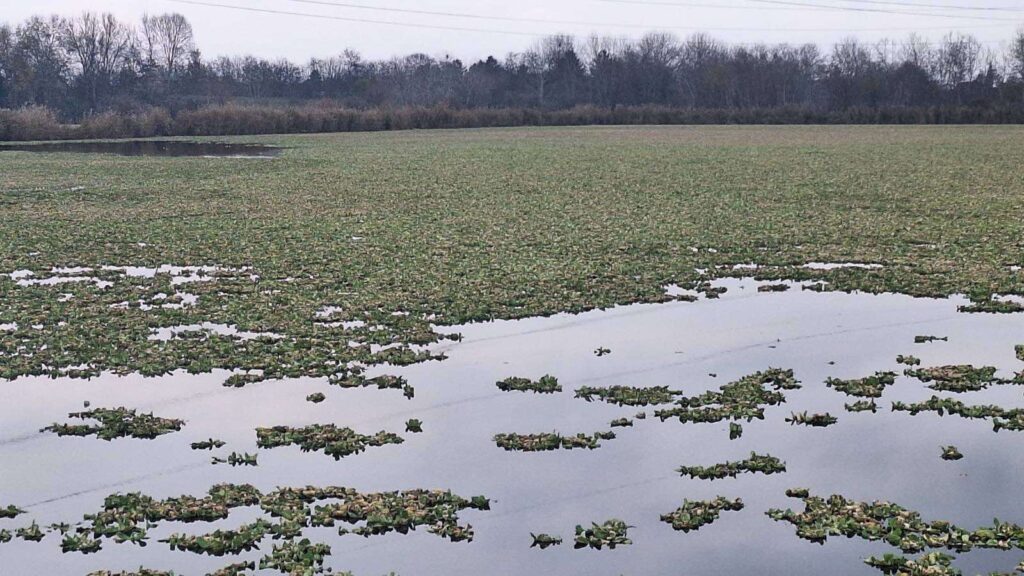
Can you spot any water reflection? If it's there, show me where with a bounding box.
[0,140,281,158]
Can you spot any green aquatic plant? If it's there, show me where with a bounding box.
[758,283,790,293]
[729,422,743,439]
[595,347,611,357]
[864,553,960,576]
[941,446,963,461]
[661,497,744,532]
[207,562,255,576]
[655,369,799,427]
[573,519,632,550]
[494,431,616,452]
[0,505,24,519]
[259,539,331,575]
[905,365,1000,393]
[958,298,1024,314]
[213,452,258,467]
[575,385,681,406]
[892,396,1024,432]
[610,418,633,428]
[846,399,879,413]
[190,439,226,450]
[826,372,897,398]
[405,419,423,433]
[16,521,44,542]
[497,375,561,394]
[222,373,265,388]
[163,520,271,556]
[306,392,326,404]
[1017,345,1024,362]
[897,355,922,366]
[531,533,563,549]
[257,425,403,460]
[786,412,838,427]
[86,571,175,576]
[915,336,948,344]
[768,491,1024,553]
[61,532,103,554]
[677,452,786,480]
[0,529,11,543]
[786,488,810,498]
[42,407,184,440]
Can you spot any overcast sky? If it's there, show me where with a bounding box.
[4,0,1022,61]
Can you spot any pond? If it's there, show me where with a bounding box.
[0,278,1023,575]
[0,140,281,158]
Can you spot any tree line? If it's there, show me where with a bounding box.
[2,12,1024,139]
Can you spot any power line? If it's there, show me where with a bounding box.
[832,0,1024,13]
[268,0,1011,31]
[736,0,1021,20]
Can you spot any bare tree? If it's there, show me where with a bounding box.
[61,13,133,110]
[1010,28,1024,81]
[141,13,193,76]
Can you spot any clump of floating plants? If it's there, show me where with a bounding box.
[86,571,175,576]
[661,497,744,532]
[1017,345,1024,362]
[610,418,633,428]
[328,373,412,395]
[768,491,1024,553]
[191,438,226,450]
[786,412,838,427]
[958,297,1024,314]
[915,336,948,344]
[16,521,44,542]
[892,396,1024,432]
[574,520,632,550]
[213,452,258,467]
[306,392,326,404]
[758,283,790,293]
[897,355,922,366]
[655,369,800,427]
[826,372,897,398]
[209,562,256,576]
[677,453,786,480]
[259,539,331,574]
[729,422,743,439]
[864,552,960,576]
[941,446,963,461]
[904,365,1001,393]
[256,425,403,460]
[594,347,611,357]
[42,408,183,440]
[163,520,272,556]
[576,385,682,406]
[494,431,616,452]
[405,419,423,433]
[24,483,488,560]
[0,505,24,519]
[846,399,879,413]
[223,373,265,388]
[531,533,563,549]
[497,375,561,394]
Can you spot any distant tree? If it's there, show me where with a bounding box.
[61,13,134,112]
[140,13,193,77]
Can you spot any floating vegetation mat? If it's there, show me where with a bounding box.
[768,492,1024,553]
[575,385,682,406]
[892,396,1024,432]
[655,369,799,426]
[677,452,786,480]
[786,412,838,427]
[41,407,184,440]
[496,375,561,394]
[256,425,404,460]
[531,533,563,549]
[661,497,744,532]
[826,372,897,398]
[904,365,1002,393]
[573,520,632,550]
[494,431,616,452]
[941,446,964,461]
[846,400,879,413]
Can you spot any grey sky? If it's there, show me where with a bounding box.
[4,0,1023,61]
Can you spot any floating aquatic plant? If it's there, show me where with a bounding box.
[573,519,632,550]
[958,298,1024,314]
[758,283,790,293]
[897,355,922,366]
[905,365,1000,393]
[61,532,102,553]
[494,431,615,452]
[259,539,331,575]
[941,446,963,461]
[826,372,896,398]
[257,425,403,460]
[661,497,744,532]
[846,400,879,413]
[892,396,1024,432]
[729,422,743,439]
[405,419,423,433]
[610,418,633,428]
[306,392,326,404]
[212,452,258,467]
[191,439,226,450]
[163,520,271,556]
[678,453,786,480]
[0,505,24,519]
[864,552,960,576]
[497,375,561,394]
[595,347,611,357]
[655,369,799,427]
[531,533,563,549]
[915,336,948,344]
[575,385,681,406]
[786,412,838,427]
[42,407,184,441]
[16,521,44,542]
